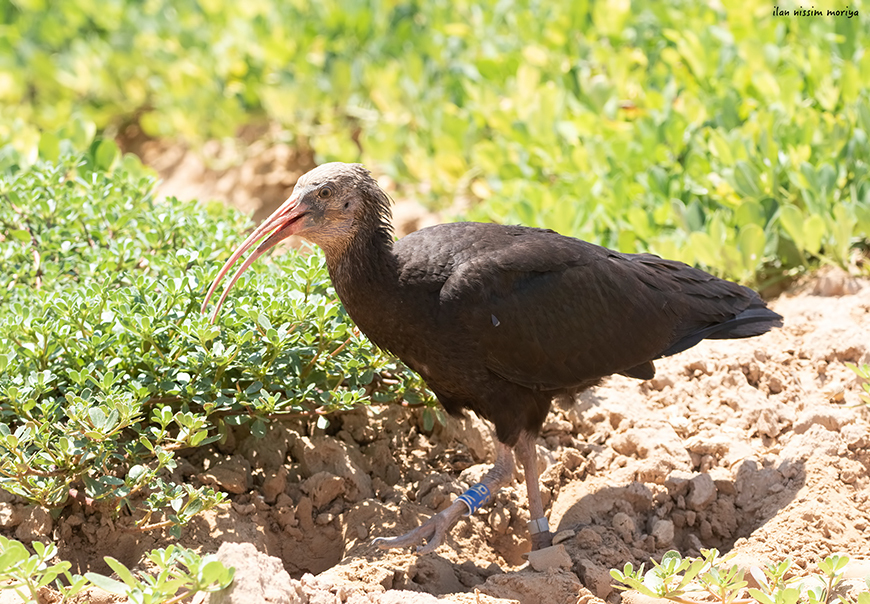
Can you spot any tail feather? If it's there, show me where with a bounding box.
[623,252,783,362]
[658,303,783,358]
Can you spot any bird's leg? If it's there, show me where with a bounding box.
[515,432,554,550]
[373,440,515,555]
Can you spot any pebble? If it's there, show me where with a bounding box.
[756,407,781,438]
[576,557,614,600]
[230,502,257,516]
[274,493,294,508]
[302,471,346,509]
[575,527,603,548]
[292,436,373,502]
[238,423,291,470]
[793,408,850,434]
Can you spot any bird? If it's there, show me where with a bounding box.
[201,162,783,554]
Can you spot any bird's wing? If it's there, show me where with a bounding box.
[437,226,766,391]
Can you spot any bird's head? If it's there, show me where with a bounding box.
[201,162,392,323]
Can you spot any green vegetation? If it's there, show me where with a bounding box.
[2,0,869,282]
[0,156,428,530]
[611,549,870,604]
[847,363,870,407]
[84,545,235,604]
[0,536,232,604]
[0,537,88,603]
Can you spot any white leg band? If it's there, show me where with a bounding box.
[528,517,550,535]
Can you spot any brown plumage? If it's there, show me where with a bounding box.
[202,162,782,553]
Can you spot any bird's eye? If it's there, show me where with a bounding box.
[318,186,333,199]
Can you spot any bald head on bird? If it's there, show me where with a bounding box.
[287,162,392,254]
[201,162,392,323]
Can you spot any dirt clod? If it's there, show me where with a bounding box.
[209,542,306,604]
[0,503,21,529]
[526,543,573,571]
[293,436,373,503]
[651,519,675,548]
[199,455,252,494]
[480,568,586,604]
[687,474,717,510]
[14,506,52,542]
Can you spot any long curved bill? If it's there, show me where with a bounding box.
[201,195,305,324]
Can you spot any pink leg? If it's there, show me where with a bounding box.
[515,432,553,550]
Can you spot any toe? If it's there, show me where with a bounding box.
[373,522,436,550]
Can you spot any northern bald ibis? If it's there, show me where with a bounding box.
[202,163,782,553]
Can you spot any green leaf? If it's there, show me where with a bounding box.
[738,223,765,271]
[198,559,231,585]
[643,568,665,595]
[733,161,763,199]
[747,588,774,604]
[190,430,208,446]
[38,132,61,162]
[778,205,805,250]
[689,231,719,268]
[677,557,707,590]
[88,408,108,430]
[102,557,138,588]
[780,587,802,604]
[803,214,826,255]
[127,465,148,482]
[0,541,29,569]
[735,200,766,228]
[84,572,129,595]
[422,408,435,432]
[94,139,118,171]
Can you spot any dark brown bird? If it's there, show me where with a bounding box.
[202,162,782,553]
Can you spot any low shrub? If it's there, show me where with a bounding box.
[0,155,428,531]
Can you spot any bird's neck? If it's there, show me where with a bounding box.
[325,223,400,322]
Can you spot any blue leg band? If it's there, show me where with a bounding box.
[456,483,492,516]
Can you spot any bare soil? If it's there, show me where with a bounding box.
[9,145,870,603]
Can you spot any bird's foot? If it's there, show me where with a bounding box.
[374,447,511,555]
[373,499,467,555]
[528,517,553,550]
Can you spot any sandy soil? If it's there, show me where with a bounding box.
[6,145,870,603]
